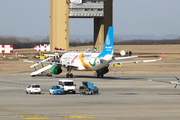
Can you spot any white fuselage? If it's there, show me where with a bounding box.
[60,52,113,71]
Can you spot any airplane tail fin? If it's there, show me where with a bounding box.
[99,26,114,57]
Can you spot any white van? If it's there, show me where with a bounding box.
[58,79,76,94]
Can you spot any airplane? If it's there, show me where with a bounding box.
[24,26,165,78]
[171,76,180,88]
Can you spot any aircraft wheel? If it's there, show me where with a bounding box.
[70,73,73,78]
[97,74,100,78]
[66,74,69,78]
[101,74,104,78]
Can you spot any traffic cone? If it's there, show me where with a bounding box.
[3,54,5,59]
[17,50,19,59]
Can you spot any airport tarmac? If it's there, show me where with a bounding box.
[0,74,180,120]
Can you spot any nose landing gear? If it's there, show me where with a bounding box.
[66,73,73,78]
[66,66,73,78]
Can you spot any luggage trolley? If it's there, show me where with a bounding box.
[79,82,98,95]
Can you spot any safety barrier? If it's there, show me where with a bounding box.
[34,44,50,52]
[0,45,13,53]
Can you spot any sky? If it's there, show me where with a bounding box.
[0,0,180,37]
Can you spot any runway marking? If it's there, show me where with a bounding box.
[0,108,36,115]
[0,108,49,119]
[20,117,49,119]
[117,93,138,95]
[136,83,151,85]
[137,83,172,86]
[158,83,171,85]
[65,116,95,119]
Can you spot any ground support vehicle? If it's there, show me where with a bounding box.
[58,79,76,94]
[49,85,64,95]
[26,84,41,94]
[79,82,98,95]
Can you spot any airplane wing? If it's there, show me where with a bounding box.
[171,76,180,88]
[110,50,165,65]
[23,59,79,68]
[114,56,138,60]
[170,81,180,88]
[23,60,54,64]
[170,81,180,84]
[22,56,58,68]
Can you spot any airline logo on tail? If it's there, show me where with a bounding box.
[106,36,110,45]
[99,26,114,57]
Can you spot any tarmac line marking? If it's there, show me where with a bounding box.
[0,108,48,119]
[0,108,39,115]
[20,117,49,119]
[136,83,151,85]
[65,116,95,119]
[158,83,171,85]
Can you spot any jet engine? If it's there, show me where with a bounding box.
[50,66,62,74]
[120,50,126,56]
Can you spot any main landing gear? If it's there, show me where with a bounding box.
[96,67,109,78]
[66,66,73,78]
[97,73,104,78]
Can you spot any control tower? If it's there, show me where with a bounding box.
[50,0,113,52]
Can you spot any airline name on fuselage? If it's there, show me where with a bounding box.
[71,54,92,57]
[82,54,92,58]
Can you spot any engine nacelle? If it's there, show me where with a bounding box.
[50,66,62,74]
[120,50,132,56]
[120,50,126,56]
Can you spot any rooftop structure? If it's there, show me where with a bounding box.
[50,0,112,52]
[69,0,106,18]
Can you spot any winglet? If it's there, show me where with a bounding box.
[160,50,165,60]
